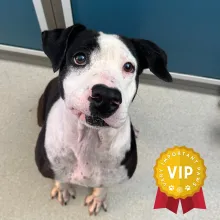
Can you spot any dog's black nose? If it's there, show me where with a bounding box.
[89,84,122,118]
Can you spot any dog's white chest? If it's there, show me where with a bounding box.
[45,98,130,187]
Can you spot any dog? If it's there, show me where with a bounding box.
[35,23,172,216]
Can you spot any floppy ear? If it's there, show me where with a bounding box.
[131,39,172,82]
[42,24,86,72]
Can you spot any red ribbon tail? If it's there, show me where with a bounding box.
[154,188,179,214]
[181,188,206,214]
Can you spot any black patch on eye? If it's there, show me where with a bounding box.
[58,30,100,99]
[66,30,100,67]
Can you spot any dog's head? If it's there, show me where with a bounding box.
[42,24,172,128]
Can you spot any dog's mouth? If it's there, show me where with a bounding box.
[85,115,109,127]
[71,108,109,127]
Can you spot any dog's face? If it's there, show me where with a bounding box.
[42,24,172,128]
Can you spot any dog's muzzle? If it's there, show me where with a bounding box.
[89,84,122,119]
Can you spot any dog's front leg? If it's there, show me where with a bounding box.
[84,187,108,216]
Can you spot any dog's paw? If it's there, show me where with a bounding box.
[84,188,107,216]
[50,181,76,206]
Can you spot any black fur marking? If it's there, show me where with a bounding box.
[35,125,54,179]
[42,77,60,119]
[35,77,60,179]
[59,30,100,99]
[66,30,100,68]
[42,24,86,73]
[120,123,137,178]
[119,36,172,101]
[131,39,172,82]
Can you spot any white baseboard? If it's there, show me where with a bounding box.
[0,44,46,57]
[143,69,220,86]
[0,44,219,88]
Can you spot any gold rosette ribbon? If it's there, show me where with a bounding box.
[153,146,206,214]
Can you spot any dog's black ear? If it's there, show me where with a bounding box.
[131,39,172,82]
[42,24,86,72]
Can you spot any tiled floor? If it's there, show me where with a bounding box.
[0,59,220,220]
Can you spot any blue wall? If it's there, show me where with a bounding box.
[71,0,220,79]
[0,0,42,50]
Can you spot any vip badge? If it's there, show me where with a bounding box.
[153,146,206,214]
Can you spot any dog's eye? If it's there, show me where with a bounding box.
[73,53,87,65]
[123,62,135,73]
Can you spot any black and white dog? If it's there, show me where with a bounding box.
[35,23,172,215]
